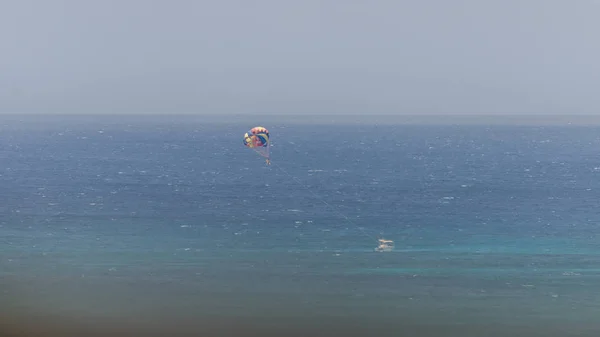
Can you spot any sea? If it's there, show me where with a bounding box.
[2,115,600,336]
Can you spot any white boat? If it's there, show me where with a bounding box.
[375,239,394,252]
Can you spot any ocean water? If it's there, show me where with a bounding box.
[2,116,600,336]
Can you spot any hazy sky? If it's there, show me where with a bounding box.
[1,0,599,115]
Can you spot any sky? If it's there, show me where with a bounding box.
[1,0,599,115]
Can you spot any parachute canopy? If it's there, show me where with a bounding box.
[243,126,270,163]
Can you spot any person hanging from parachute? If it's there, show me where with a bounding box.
[243,126,271,165]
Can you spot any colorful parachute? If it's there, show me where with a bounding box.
[243,126,271,165]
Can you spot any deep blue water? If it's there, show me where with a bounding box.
[2,117,600,336]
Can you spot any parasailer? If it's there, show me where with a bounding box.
[243,126,271,165]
